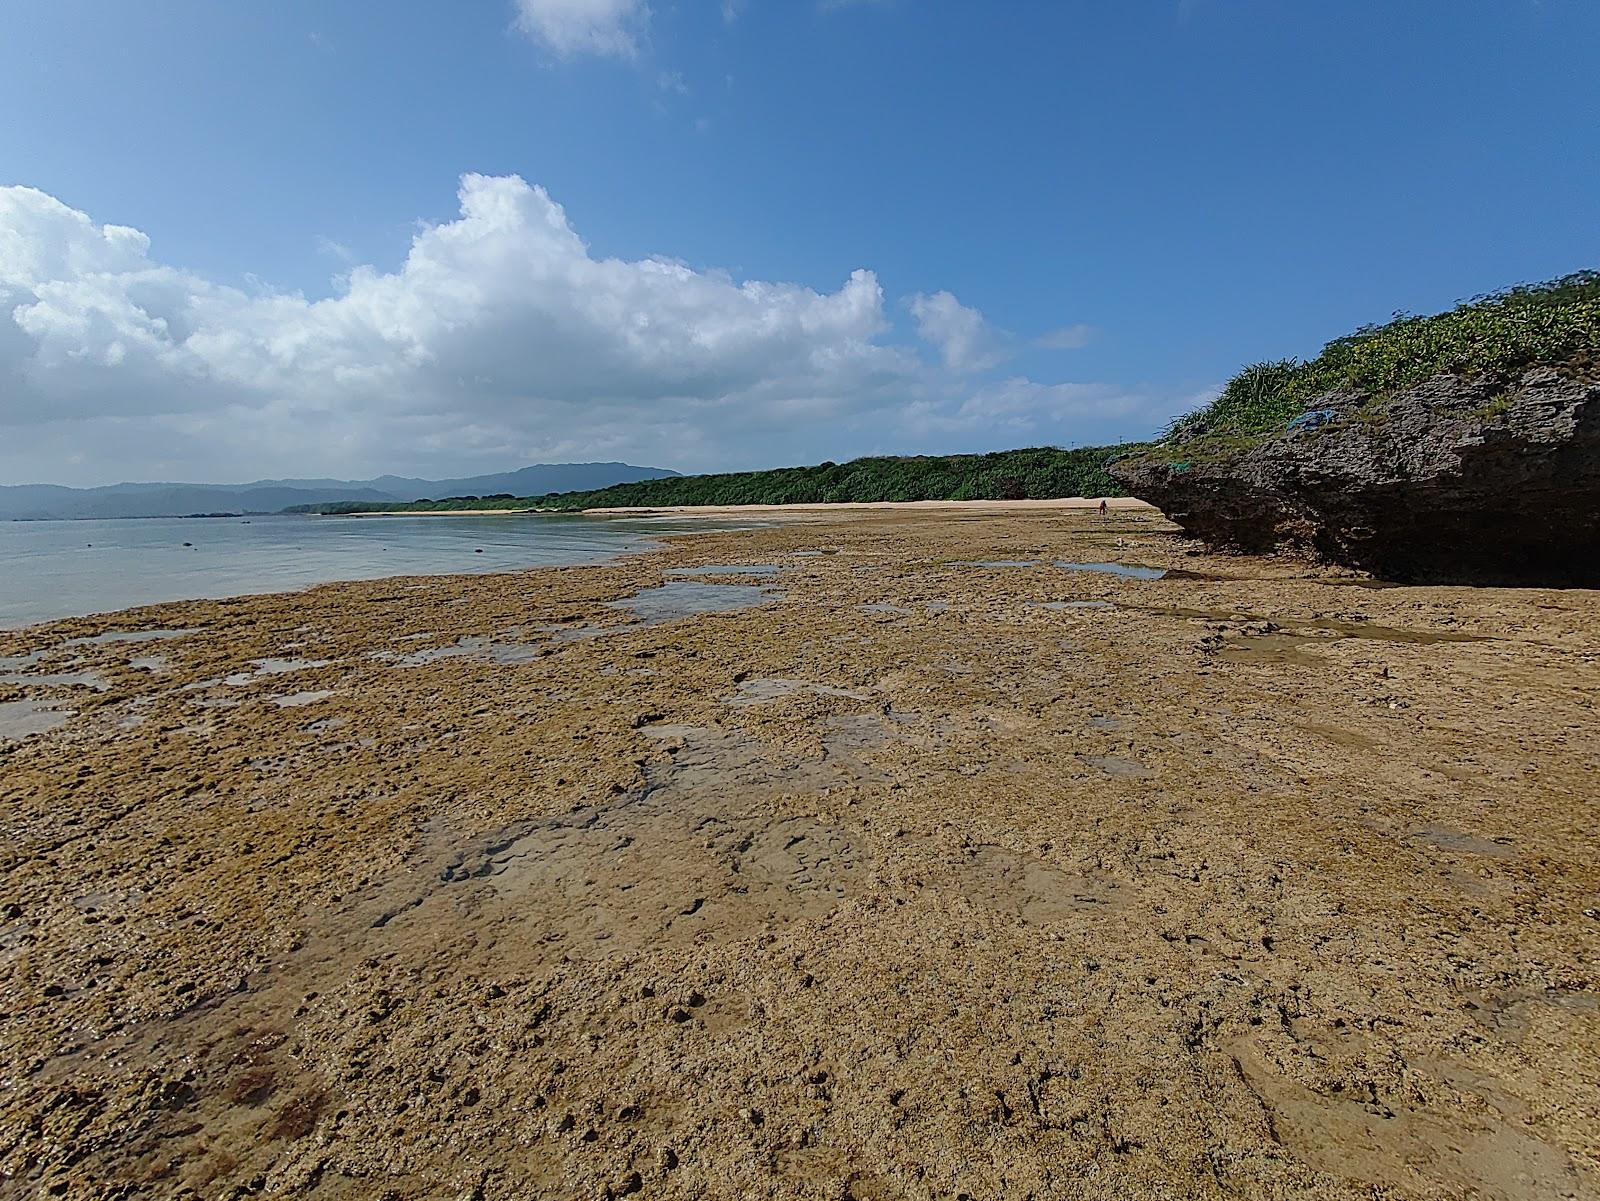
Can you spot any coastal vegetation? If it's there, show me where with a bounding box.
[1168,269,1600,444]
[288,445,1138,513]
[1113,268,1600,585]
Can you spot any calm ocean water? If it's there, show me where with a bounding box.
[0,513,748,629]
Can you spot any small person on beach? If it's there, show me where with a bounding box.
[1099,499,1108,517]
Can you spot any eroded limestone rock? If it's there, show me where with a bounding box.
[1113,367,1600,585]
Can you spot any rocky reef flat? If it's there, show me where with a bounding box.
[2,508,1597,1199]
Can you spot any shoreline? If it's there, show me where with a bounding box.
[327,496,1157,518]
[2,506,1596,1198]
[582,496,1155,516]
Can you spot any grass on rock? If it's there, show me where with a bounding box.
[1171,269,1600,442]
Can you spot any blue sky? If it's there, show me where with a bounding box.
[1,0,1596,485]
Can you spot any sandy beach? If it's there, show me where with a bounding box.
[1,505,1596,1199]
[580,498,1156,517]
[338,508,543,517]
[338,498,1155,519]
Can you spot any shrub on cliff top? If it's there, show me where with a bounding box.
[1172,269,1600,440]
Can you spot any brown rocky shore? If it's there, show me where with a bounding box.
[1,507,1597,1200]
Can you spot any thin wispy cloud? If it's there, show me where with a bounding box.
[315,236,355,264]
[511,0,649,60]
[1037,323,1095,351]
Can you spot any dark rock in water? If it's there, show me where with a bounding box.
[1112,367,1600,586]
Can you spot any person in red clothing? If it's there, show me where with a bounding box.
[1098,498,1108,517]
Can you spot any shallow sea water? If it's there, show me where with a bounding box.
[0,513,756,629]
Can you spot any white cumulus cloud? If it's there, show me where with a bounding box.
[908,290,1008,373]
[0,175,1166,485]
[512,0,649,59]
[0,175,920,480]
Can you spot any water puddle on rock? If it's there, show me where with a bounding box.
[1056,560,1167,581]
[608,581,780,625]
[224,658,332,686]
[64,628,194,648]
[0,630,191,680]
[724,678,871,707]
[532,582,782,643]
[375,636,542,667]
[0,667,109,691]
[272,690,335,709]
[0,699,74,741]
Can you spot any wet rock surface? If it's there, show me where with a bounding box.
[1113,367,1600,585]
[0,508,1597,1199]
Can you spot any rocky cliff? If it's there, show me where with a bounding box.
[1112,366,1600,586]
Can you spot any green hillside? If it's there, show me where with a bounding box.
[289,445,1139,514]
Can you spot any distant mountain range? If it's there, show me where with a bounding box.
[0,463,680,521]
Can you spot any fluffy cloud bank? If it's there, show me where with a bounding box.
[0,175,1164,485]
